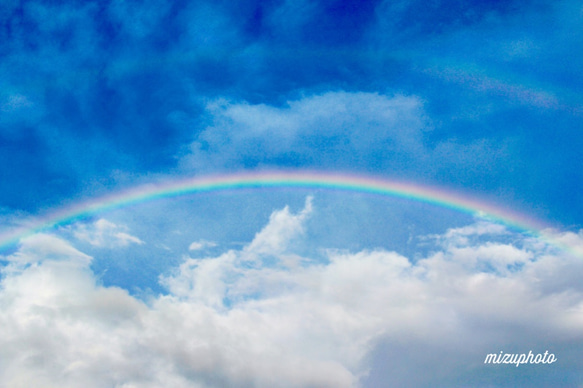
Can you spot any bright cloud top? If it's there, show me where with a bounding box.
[0,199,581,387]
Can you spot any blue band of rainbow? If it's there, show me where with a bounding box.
[0,171,577,257]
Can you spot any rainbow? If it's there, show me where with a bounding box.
[0,171,576,256]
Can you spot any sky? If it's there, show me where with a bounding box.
[0,0,582,387]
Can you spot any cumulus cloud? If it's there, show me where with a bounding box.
[245,196,312,257]
[0,200,582,387]
[71,218,144,248]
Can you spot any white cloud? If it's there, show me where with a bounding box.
[443,220,508,239]
[425,219,509,248]
[0,200,582,387]
[188,240,217,251]
[1,233,91,266]
[245,196,312,257]
[542,228,583,259]
[179,91,429,172]
[177,91,514,183]
[71,218,144,248]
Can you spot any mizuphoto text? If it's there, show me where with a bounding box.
[484,351,557,367]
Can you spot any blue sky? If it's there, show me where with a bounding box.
[1,0,581,224]
[1,0,582,387]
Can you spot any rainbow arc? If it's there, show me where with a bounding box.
[0,171,578,257]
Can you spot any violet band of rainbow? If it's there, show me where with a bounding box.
[0,171,578,257]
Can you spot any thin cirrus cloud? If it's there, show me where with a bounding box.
[0,199,581,387]
[69,218,144,248]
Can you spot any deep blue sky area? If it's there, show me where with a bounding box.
[0,0,581,228]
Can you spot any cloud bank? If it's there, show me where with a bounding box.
[1,199,582,387]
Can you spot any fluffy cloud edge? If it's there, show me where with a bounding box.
[0,199,582,387]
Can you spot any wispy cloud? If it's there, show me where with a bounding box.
[180,91,428,172]
[424,66,560,110]
[188,239,217,251]
[70,218,144,248]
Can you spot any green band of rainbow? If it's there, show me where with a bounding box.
[0,171,576,256]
